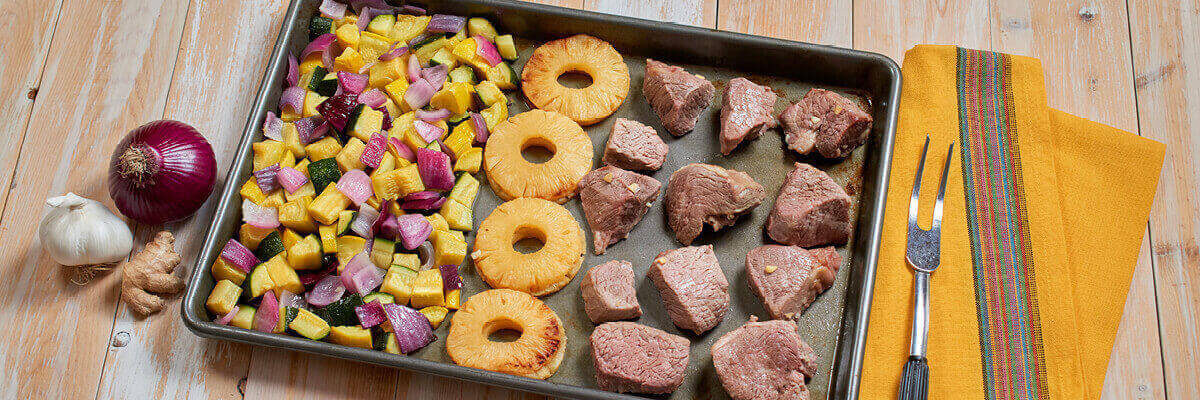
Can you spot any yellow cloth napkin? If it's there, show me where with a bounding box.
[860,45,1165,399]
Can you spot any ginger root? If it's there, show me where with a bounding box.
[120,231,185,316]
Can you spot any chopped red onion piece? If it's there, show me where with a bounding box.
[421,64,449,89]
[357,60,377,75]
[360,133,388,168]
[406,54,421,83]
[319,0,347,19]
[336,169,374,206]
[294,117,325,144]
[307,274,345,307]
[349,265,385,295]
[216,305,240,325]
[395,214,432,250]
[337,71,369,94]
[262,111,283,141]
[427,14,466,33]
[378,214,401,241]
[286,54,300,86]
[376,105,393,131]
[349,0,394,13]
[399,4,426,15]
[279,290,307,310]
[402,196,447,210]
[242,199,280,229]
[253,164,281,193]
[302,34,337,69]
[252,291,280,332]
[340,252,373,292]
[220,239,258,272]
[404,79,437,110]
[383,304,435,353]
[277,166,308,194]
[387,137,416,162]
[469,112,489,143]
[415,108,451,122]
[413,120,444,144]
[416,148,455,191]
[358,88,387,108]
[355,300,388,327]
[379,45,409,61]
[473,36,502,67]
[350,204,380,238]
[280,86,306,114]
[439,265,462,292]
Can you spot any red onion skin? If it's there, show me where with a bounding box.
[108,120,216,225]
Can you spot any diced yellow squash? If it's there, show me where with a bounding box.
[206,280,242,316]
[383,79,410,111]
[284,181,316,203]
[280,122,306,157]
[382,98,402,118]
[333,47,365,72]
[328,326,373,349]
[261,191,286,208]
[357,31,391,62]
[336,138,367,172]
[306,137,343,162]
[410,269,444,308]
[308,185,352,225]
[447,173,480,208]
[419,306,449,329]
[444,289,461,310]
[454,147,482,173]
[303,91,326,119]
[263,254,303,295]
[349,107,384,142]
[318,224,338,253]
[426,213,450,232]
[279,150,297,169]
[438,200,473,231]
[336,235,367,271]
[366,14,395,37]
[450,38,485,69]
[335,23,360,50]
[239,223,275,251]
[240,179,268,204]
[382,333,401,354]
[430,82,474,115]
[295,159,311,177]
[389,111,415,141]
[287,235,323,270]
[337,14,358,29]
[371,152,396,179]
[211,258,247,286]
[369,57,407,89]
[480,100,508,130]
[281,106,301,122]
[299,53,324,75]
[414,38,449,63]
[392,253,420,271]
[372,164,424,199]
[365,195,382,210]
[371,239,394,269]
[390,15,430,42]
[230,305,256,329]
[388,201,404,216]
[484,62,516,90]
[288,308,331,340]
[475,80,505,106]
[282,228,303,249]
[279,196,318,233]
[380,266,417,305]
[432,229,467,266]
[252,140,287,171]
[467,18,498,41]
[443,123,474,158]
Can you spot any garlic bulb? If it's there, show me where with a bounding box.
[39,193,134,266]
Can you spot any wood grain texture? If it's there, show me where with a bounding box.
[718,0,851,46]
[989,1,1166,399]
[0,0,64,217]
[1129,0,1200,398]
[853,0,989,62]
[589,0,716,27]
[0,0,190,397]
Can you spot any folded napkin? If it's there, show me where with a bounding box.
[861,45,1165,399]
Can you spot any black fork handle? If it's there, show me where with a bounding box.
[898,356,928,400]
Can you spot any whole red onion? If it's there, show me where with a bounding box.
[108,120,217,224]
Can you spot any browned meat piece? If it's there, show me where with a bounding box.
[712,317,817,400]
[642,59,715,136]
[665,163,765,245]
[779,88,873,158]
[591,322,690,394]
[648,245,729,334]
[745,245,841,319]
[719,78,777,155]
[581,260,642,323]
[766,162,852,247]
[580,166,662,254]
[603,118,668,171]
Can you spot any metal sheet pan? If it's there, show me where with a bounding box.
[181,1,900,399]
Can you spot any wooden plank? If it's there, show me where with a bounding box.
[989,2,1166,399]
[853,0,990,62]
[0,0,190,398]
[589,0,716,27]
[0,0,65,217]
[718,0,850,46]
[93,0,292,399]
[1128,0,1200,398]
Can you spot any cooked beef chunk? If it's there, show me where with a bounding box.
[665,163,765,245]
[711,317,817,400]
[779,88,872,158]
[642,59,715,136]
[603,118,668,171]
[591,321,690,394]
[766,162,852,247]
[719,78,777,155]
[648,245,729,334]
[745,245,841,319]
[581,260,642,323]
[580,166,662,254]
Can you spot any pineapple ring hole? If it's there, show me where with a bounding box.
[512,225,547,254]
[483,318,524,343]
[520,137,557,165]
[556,70,594,89]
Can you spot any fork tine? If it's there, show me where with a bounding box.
[931,142,954,232]
[908,136,931,230]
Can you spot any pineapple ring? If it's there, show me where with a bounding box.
[472,197,585,297]
[521,34,630,125]
[446,289,566,380]
[484,110,593,203]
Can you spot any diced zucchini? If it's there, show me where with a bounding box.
[380,266,418,305]
[318,225,338,254]
[287,235,323,270]
[428,48,458,69]
[314,72,339,97]
[317,293,363,327]
[288,308,331,340]
[329,326,374,349]
[415,38,449,63]
[438,199,473,231]
[307,157,342,193]
[230,305,257,329]
[263,254,303,295]
[367,14,395,37]
[336,210,358,235]
[336,235,367,270]
[243,264,275,300]
[447,173,480,208]
[309,16,335,41]
[449,66,476,84]
[444,289,461,310]
[432,229,467,266]
[409,269,444,308]
[371,237,395,269]
[475,80,505,106]
[336,137,368,172]
[495,34,517,60]
[254,231,286,261]
[206,280,242,316]
[382,333,401,354]
[363,292,396,305]
[211,258,247,286]
[480,100,508,130]
[467,18,498,41]
[279,196,318,233]
[484,61,517,90]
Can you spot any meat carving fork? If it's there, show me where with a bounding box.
[898,136,953,400]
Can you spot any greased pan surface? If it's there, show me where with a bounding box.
[181,1,900,399]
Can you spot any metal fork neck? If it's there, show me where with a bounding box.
[908,270,931,358]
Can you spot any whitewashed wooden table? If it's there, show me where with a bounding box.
[0,0,1194,398]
